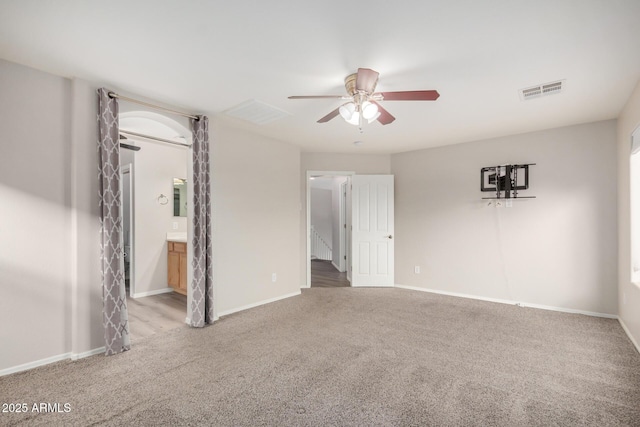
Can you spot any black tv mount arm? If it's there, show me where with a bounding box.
[481,163,536,199]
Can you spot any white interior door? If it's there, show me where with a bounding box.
[351,175,394,287]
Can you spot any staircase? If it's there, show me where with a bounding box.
[310,225,332,261]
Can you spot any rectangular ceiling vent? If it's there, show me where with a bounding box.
[519,80,564,101]
[224,99,291,125]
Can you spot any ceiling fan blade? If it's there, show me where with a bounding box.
[288,95,347,99]
[356,68,379,93]
[371,101,395,125]
[377,90,440,101]
[317,108,340,123]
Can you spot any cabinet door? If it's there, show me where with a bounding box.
[168,251,180,288]
[179,252,188,291]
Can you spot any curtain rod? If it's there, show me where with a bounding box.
[108,91,199,120]
[119,129,192,148]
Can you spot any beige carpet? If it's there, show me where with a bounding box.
[1,288,639,426]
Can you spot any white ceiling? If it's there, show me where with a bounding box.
[1,0,640,154]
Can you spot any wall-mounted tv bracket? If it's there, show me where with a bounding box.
[481,164,536,199]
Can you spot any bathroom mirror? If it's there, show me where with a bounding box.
[173,178,187,217]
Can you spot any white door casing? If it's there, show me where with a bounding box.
[351,175,394,287]
[120,164,134,297]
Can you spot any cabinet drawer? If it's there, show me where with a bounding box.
[173,242,187,253]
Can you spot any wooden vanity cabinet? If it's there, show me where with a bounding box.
[168,241,187,295]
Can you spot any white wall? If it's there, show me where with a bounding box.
[392,120,618,315]
[120,138,188,296]
[70,77,103,357]
[617,78,640,349]
[0,59,71,369]
[212,122,301,315]
[0,59,103,372]
[301,153,391,175]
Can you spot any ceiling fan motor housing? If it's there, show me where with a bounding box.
[344,73,358,96]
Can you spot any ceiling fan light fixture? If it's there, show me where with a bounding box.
[346,113,360,125]
[339,102,356,120]
[367,111,381,124]
[361,101,378,120]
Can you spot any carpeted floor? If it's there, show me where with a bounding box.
[1,288,639,426]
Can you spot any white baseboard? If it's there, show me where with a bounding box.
[618,317,640,354]
[70,346,105,361]
[1,345,105,377]
[217,291,301,318]
[132,288,174,298]
[1,353,72,377]
[395,284,618,319]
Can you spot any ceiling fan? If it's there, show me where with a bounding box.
[288,68,439,129]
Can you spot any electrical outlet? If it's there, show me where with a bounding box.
[414,266,420,274]
[172,222,178,230]
[272,273,277,283]
[506,199,513,208]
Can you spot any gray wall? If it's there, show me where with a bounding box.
[392,120,618,315]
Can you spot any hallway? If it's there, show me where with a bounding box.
[310,259,350,288]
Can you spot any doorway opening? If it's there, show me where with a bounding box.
[305,172,396,288]
[306,171,354,288]
[118,111,192,341]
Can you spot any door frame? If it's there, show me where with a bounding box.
[305,170,354,288]
[337,180,348,272]
[120,163,135,297]
[111,110,194,337]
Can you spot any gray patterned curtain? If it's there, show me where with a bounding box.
[98,88,130,354]
[191,116,214,327]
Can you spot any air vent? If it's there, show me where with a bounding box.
[224,99,291,125]
[519,80,564,101]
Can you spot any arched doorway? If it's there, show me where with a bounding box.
[117,111,194,340]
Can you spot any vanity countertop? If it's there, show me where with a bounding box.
[166,232,187,243]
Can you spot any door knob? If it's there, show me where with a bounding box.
[385,235,393,239]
